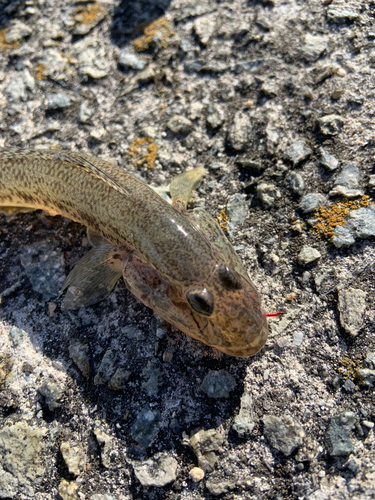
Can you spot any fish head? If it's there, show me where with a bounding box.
[184,264,268,357]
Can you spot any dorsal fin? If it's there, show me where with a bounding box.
[55,153,130,197]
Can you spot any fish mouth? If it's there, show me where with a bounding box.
[212,316,269,358]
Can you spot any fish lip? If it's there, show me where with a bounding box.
[212,316,269,357]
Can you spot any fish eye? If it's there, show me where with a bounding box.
[186,288,214,316]
[217,266,243,290]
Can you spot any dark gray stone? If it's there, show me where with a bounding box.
[332,225,356,248]
[69,341,90,378]
[141,361,163,397]
[94,349,117,385]
[298,193,327,214]
[200,370,236,399]
[347,206,375,238]
[326,412,355,457]
[130,408,161,448]
[330,162,362,197]
[319,147,339,171]
[284,140,312,165]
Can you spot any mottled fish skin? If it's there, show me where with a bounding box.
[0,147,268,357]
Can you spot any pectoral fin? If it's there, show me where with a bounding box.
[61,244,130,310]
[86,227,111,247]
[169,166,205,211]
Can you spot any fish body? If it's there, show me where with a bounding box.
[0,147,268,357]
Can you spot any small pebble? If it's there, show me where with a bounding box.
[118,50,146,70]
[38,378,63,411]
[108,366,131,390]
[331,89,344,100]
[302,271,311,284]
[167,115,192,134]
[286,171,305,195]
[301,34,328,62]
[189,467,205,482]
[79,101,95,123]
[345,459,359,474]
[9,327,25,347]
[90,126,106,141]
[319,114,344,135]
[189,428,224,472]
[94,348,117,386]
[227,193,248,237]
[73,36,110,79]
[73,2,107,35]
[194,14,216,45]
[232,394,255,436]
[362,421,374,429]
[319,147,339,171]
[60,441,86,476]
[228,111,251,151]
[207,104,225,128]
[347,206,375,238]
[69,341,90,378]
[277,337,289,348]
[133,454,178,487]
[58,479,79,500]
[293,332,304,346]
[46,93,75,110]
[257,183,281,207]
[298,245,321,264]
[327,8,359,22]
[5,20,32,42]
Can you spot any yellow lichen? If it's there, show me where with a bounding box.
[35,63,47,80]
[336,355,362,383]
[128,137,158,169]
[0,28,19,51]
[133,18,173,52]
[312,195,371,240]
[216,208,230,231]
[73,3,107,26]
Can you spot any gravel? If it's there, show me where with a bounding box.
[0,0,374,498]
